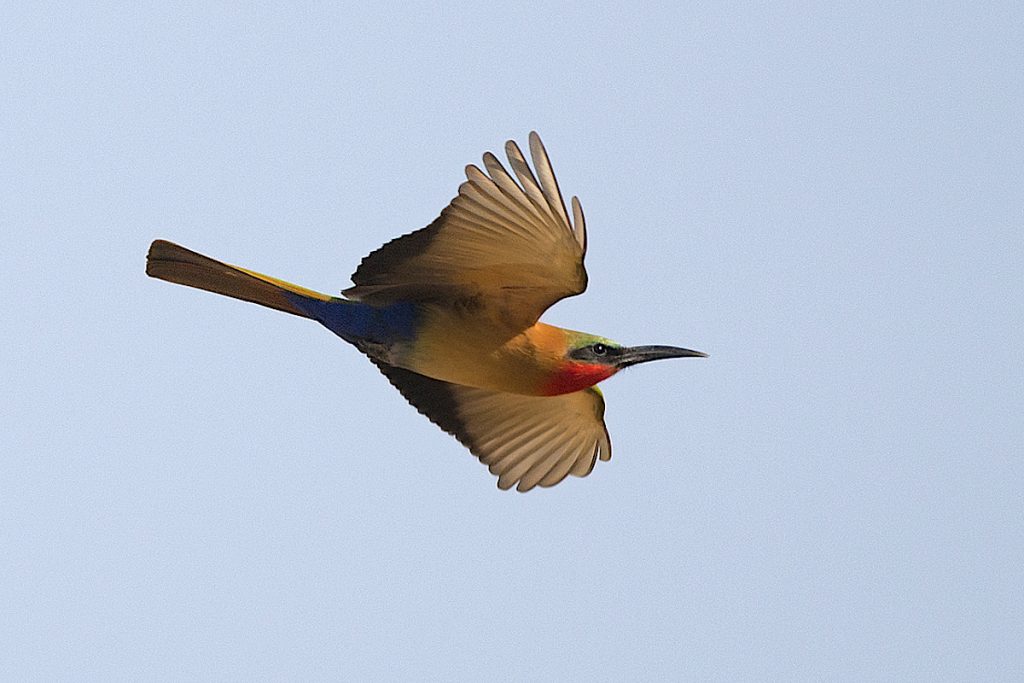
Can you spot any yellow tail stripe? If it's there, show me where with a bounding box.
[233,265,332,302]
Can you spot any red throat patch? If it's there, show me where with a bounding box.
[541,362,617,396]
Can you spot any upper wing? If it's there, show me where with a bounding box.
[375,362,611,492]
[344,132,589,333]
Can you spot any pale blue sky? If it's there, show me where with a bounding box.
[3,2,1022,680]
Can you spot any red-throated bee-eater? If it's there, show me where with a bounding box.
[147,132,706,492]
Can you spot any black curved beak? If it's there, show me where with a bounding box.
[616,345,708,368]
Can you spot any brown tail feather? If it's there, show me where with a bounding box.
[146,240,329,318]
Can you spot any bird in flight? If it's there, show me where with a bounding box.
[147,132,706,491]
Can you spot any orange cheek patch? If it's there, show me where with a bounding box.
[541,362,617,396]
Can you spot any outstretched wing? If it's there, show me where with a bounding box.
[344,132,588,333]
[375,362,611,492]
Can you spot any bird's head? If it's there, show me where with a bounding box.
[540,332,707,396]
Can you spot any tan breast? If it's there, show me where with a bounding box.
[393,309,567,396]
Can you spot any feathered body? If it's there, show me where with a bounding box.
[147,133,705,491]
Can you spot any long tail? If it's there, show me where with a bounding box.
[146,240,331,318]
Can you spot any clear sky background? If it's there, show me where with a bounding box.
[3,2,1022,680]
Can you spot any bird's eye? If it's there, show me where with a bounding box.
[592,343,607,356]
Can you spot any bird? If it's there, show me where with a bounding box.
[146,132,706,492]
